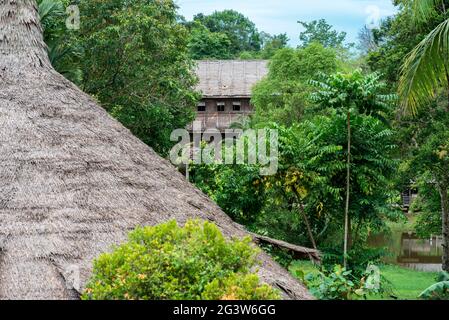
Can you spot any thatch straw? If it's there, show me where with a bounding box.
[196,60,268,98]
[0,0,312,300]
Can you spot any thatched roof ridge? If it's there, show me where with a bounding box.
[195,60,268,98]
[0,1,311,300]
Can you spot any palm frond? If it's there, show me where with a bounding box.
[38,0,64,24]
[399,18,449,116]
[402,0,444,22]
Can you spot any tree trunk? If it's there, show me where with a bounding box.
[0,0,312,300]
[445,70,449,113]
[439,184,449,272]
[299,205,317,250]
[344,112,351,268]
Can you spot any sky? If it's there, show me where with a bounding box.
[175,0,398,47]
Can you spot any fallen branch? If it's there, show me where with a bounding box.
[250,232,321,264]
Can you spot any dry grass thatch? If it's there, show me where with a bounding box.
[0,0,312,300]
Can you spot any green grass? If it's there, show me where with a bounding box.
[289,261,439,300]
[289,260,321,276]
[376,265,438,300]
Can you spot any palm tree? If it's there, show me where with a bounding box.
[399,0,449,115]
[38,0,64,22]
[398,0,449,272]
[0,0,310,299]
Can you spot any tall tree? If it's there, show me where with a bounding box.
[357,25,377,55]
[258,33,289,59]
[193,10,262,55]
[310,71,395,267]
[187,21,233,59]
[398,0,449,271]
[298,19,349,48]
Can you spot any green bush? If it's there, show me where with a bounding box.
[419,272,449,300]
[292,263,390,300]
[321,243,386,278]
[419,281,449,300]
[82,219,280,300]
[302,265,359,300]
[202,273,280,300]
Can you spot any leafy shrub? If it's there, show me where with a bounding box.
[189,163,266,224]
[202,274,280,300]
[419,272,449,300]
[292,263,390,300]
[321,244,386,278]
[82,219,280,300]
[437,271,449,282]
[419,281,449,300]
[302,265,359,300]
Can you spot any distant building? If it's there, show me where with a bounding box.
[189,60,268,132]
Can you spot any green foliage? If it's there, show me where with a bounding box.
[419,281,449,300]
[309,70,395,119]
[195,71,398,258]
[202,273,280,300]
[412,180,442,237]
[38,0,64,22]
[266,113,396,250]
[305,266,357,300]
[269,44,338,83]
[399,18,449,115]
[308,72,399,225]
[185,11,287,59]
[187,21,233,59]
[193,10,262,56]
[298,19,350,48]
[438,271,449,282]
[366,1,448,84]
[298,265,384,300]
[252,43,338,125]
[189,163,265,224]
[321,244,386,278]
[400,106,449,229]
[77,0,198,155]
[415,272,449,301]
[259,33,289,59]
[38,0,82,83]
[83,220,279,300]
[400,0,447,23]
[368,0,449,115]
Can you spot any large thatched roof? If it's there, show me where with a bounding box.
[195,60,268,98]
[0,1,311,300]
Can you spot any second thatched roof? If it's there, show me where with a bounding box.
[195,60,269,98]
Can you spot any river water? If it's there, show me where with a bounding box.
[369,231,443,272]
